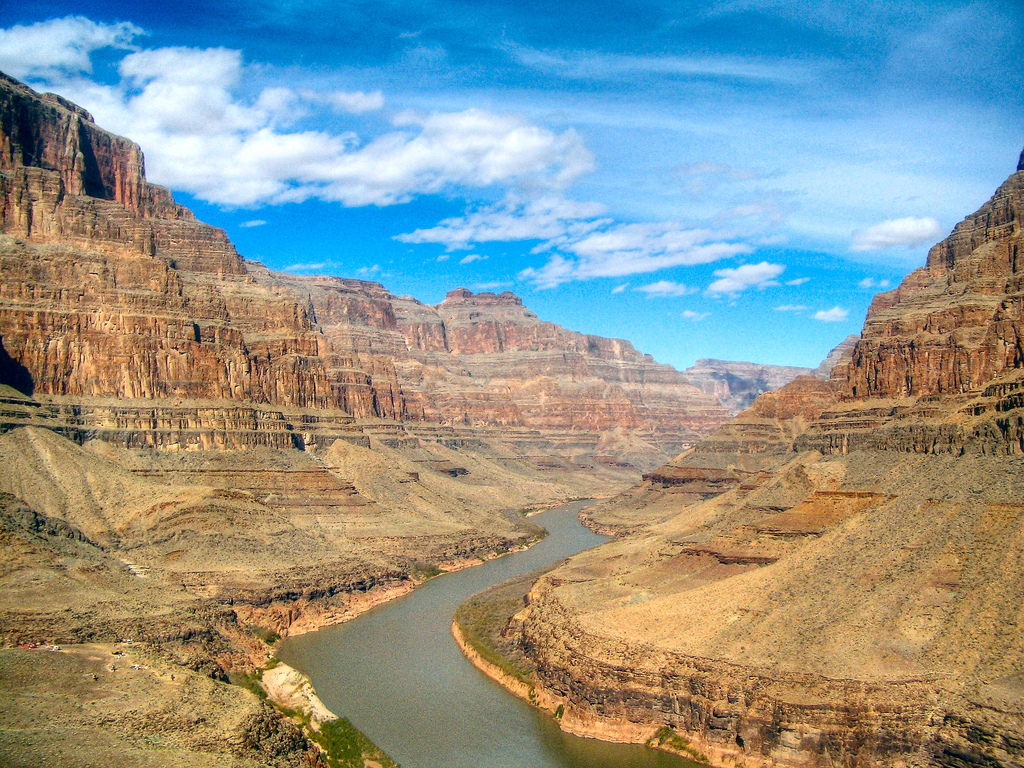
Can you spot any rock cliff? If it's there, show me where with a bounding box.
[506,149,1024,767]
[0,73,726,464]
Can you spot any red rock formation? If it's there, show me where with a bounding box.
[838,165,1024,399]
[0,72,728,457]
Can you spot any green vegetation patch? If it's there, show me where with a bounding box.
[315,717,399,768]
[647,726,711,765]
[228,669,267,700]
[250,625,281,644]
[453,565,556,684]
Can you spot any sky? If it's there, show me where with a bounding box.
[1,1,1021,370]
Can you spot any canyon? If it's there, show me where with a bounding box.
[502,149,1024,767]
[0,71,737,767]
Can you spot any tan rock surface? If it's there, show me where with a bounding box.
[508,151,1024,767]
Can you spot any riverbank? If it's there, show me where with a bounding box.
[451,572,711,767]
[283,502,710,768]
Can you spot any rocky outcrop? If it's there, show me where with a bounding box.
[0,72,727,464]
[505,148,1024,767]
[836,169,1024,400]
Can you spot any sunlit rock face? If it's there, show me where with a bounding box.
[511,149,1024,768]
[0,71,729,458]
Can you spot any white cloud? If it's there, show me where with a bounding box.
[0,23,594,209]
[681,309,711,320]
[436,254,450,262]
[785,277,810,286]
[858,277,891,289]
[0,16,143,79]
[707,261,785,295]
[775,304,806,312]
[356,264,382,277]
[521,223,751,289]
[506,44,814,85]
[396,195,608,251]
[637,280,691,297]
[611,283,629,294]
[814,307,849,322]
[850,217,943,251]
[459,253,488,264]
[325,89,384,114]
[239,219,267,228]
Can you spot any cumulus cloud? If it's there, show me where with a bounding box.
[636,280,691,297]
[707,262,785,295]
[399,193,750,289]
[814,307,849,322]
[0,16,143,79]
[850,217,942,251]
[0,19,593,209]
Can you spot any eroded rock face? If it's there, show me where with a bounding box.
[0,73,727,458]
[510,150,1024,767]
[837,169,1024,400]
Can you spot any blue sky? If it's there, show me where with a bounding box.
[1,1,1021,369]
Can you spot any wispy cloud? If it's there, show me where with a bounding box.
[283,260,331,273]
[707,261,785,295]
[505,43,815,85]
[322,89,384,114]
[611,283,629,294]
[814,307,849,322]
[680,309,711,321]
[785,277,810,286]
[396,195,608,251]
[851,217,942,251]
[459,253,488,264]
[239,219,267,228]
[636,280,691,297]
[858,277,891,289]
[775,304,806,312]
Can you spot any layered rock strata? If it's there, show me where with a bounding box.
[506,150,1024,767]
[0,70,727,467]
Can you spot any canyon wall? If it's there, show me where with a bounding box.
[0,72,727,462]
[509,150,1024,767]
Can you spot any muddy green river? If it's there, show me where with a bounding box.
[279,502,701,768]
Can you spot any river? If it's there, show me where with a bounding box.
[279,501,701,768]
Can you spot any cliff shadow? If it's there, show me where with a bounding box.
[0,337,34,395]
